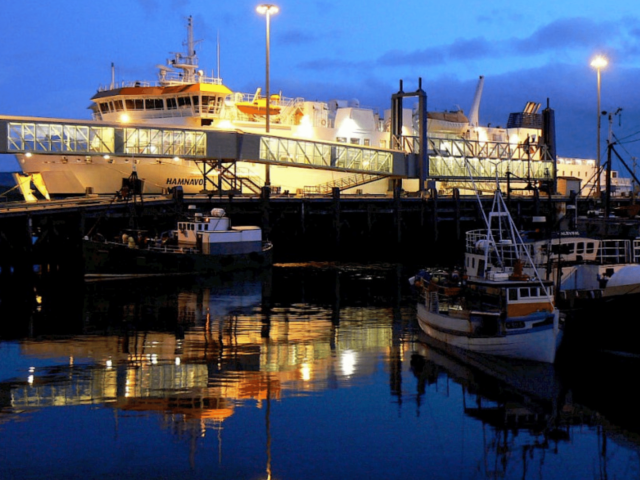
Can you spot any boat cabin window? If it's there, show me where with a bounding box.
[114,100,124,112]
[576,242,584,254]
[145,98,164,110]
[178,96,191,107]
[519,288,530,298]
[508,289,518,301]
[350,138,360,145]
[550,243,574,255]
[201,96,222,113]
[336,137,347,143]
[100,103,110,113]
[587,242,595,254]
[125,99,145,110]
[167,98,178,110]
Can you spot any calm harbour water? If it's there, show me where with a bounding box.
[1,263,639,480]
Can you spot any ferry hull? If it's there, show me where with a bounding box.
[416,303,562,364]
[20,155,206,195]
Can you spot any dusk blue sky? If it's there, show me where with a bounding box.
[1,0,640,174]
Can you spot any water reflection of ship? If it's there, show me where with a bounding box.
[1,263,409,455]
[409,331,632,479]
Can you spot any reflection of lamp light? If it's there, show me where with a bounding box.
[341,350,357,376]
[590,55,608,196]
[300,363,311,381]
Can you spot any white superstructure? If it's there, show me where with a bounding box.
[13,16,549,199]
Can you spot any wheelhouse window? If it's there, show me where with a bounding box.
[145,98,164,110]
[508,289,518,301]
[167,98,178,110]
[100,103,110,113]
[178,96,192,107]
[125,99,145,110]
[519,288,530,298]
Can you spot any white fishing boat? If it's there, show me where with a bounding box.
[83,204,272,279]
[411,185,563,364]
[463,222,640,308]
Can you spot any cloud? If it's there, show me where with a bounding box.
[511,17,612,54]
[278,29,318,46]
[374,16,640,69]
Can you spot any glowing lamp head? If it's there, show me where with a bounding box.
[590,55,608,70]
[119,113,131,123]
[257,4,279,15]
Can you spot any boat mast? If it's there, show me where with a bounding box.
[167,15,200,83]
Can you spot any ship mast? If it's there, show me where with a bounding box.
[165,15,201,84]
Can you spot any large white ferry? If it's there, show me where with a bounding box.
[12,16,548,198]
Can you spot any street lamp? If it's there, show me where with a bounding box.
[591,55,608,196]
[257,4,279,134]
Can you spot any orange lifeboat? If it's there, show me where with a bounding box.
[236,88,282,116]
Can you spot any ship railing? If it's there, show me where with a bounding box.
[230,92,298,109]
[96,74,224,92]
[633,239,640,263]
[597,239,631,264]
[95,239,200,254]
[428,137,545,161]
[146,244,199,254]
[465,229,535,268]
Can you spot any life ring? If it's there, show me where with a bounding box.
[321,119,327,127]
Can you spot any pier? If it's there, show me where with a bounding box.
[0,183,635,278]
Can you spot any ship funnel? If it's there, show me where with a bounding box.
[468,75,484,127]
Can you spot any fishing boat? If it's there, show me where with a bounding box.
[463,219,640,310]
[411,186,563,364]
[83,205,272,279]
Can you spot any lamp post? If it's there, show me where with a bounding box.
[591,55,607,197]
[257,4,279,134]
